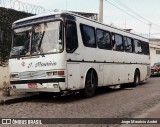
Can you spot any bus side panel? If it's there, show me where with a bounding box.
[124,65,135,83]
[67,64,80,90]
[103,64,112,86]
[112,64,125,85]
[139,65,148,81]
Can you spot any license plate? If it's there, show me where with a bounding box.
[28,83,37,88]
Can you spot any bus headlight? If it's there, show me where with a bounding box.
[10,73,19,79]
[46,72,53,76]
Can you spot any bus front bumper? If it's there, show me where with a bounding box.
[10,79,66,93]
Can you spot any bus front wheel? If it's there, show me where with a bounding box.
[82,70,97,98]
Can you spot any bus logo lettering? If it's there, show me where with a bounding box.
[21,61,26,67]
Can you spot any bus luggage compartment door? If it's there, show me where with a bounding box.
[67,64,80,90]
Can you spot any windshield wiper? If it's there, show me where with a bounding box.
[38,31,45,57]
[39,48,45,57]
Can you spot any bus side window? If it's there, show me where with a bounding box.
[96,29,111,50]
[141,41,150,55]
[80,24,96,48]
[113,34,124,51]
[124,36,133,53]
[66,20,78,53]
[134,39,142,54]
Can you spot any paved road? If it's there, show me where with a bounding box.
[0,77,160,127]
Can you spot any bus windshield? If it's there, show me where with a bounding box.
[11,21,63,57]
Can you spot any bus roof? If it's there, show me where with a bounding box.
[13,11,148,41]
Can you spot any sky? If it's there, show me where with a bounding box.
[2,0,160,38]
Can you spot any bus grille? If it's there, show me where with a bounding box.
[19,71,46,79]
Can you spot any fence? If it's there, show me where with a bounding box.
[0,0,50,14]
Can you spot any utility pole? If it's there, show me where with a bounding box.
[149,23,152,38]
[99,0,103,23]
[125,19,126,29]
[66,0,68,11]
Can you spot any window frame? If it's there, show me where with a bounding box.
[80,24,97,48]
[141,41,150,55]
[124,36,134,53]
[112,33,124,52]
[96,28,112,50]
[134,39,142,54]
[156,50,160,54]
[12,19,64,57]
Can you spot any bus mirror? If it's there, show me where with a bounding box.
[58,40,62,44]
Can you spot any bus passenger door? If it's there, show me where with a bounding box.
[67,64,80,90]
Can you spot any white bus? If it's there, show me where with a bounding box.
[9,12,150,97]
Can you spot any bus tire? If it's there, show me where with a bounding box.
[82,70,97,98]
[133,70,140,87]
[39,92,53,98]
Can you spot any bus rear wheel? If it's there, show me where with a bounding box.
[133,70,140,87]
[82,71,97,98]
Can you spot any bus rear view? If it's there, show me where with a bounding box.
[9,14,66,94]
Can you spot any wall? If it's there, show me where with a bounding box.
[149,44,160,66]
[0,66,9,88]
[149,39,160,66]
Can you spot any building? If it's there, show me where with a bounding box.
[149,39,160,66]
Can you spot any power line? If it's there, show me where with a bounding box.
[107,0,148,25]
[112,0,160,30]
[108,1,160,31]
[111,0,151,23]
[106,0,160,32]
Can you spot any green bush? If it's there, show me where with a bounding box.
[0,7,33,66]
